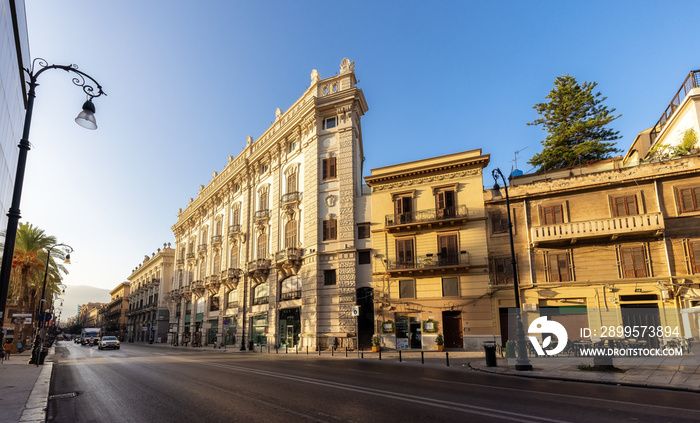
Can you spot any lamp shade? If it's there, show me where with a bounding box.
[75,99,97,130]
[492,182,504,200]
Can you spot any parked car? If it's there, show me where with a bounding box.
[98,336,120,350]
[74,337,81,344]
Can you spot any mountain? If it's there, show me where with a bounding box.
[57,285,111,321]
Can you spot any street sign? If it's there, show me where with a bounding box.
[223,319,230,326]
[351,306,360,316]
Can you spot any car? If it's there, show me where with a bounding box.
[98,336,120,350]
[74,337,81,344]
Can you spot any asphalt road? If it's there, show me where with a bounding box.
[47,342,700,423]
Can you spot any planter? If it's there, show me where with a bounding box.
[437,345,444,352]
[372,346,380,352]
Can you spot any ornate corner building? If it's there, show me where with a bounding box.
[167,59,370,350]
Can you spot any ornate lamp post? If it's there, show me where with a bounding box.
[0,59,104,347]
[492,168,532,371]
[29,243,73,365]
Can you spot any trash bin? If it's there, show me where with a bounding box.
[483,341,497,367]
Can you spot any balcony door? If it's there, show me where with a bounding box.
[435,189,455,219]
[394,196,412,224]
[438,234,458,266]
[396,238,414,268]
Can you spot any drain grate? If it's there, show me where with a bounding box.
[49,392,78,400]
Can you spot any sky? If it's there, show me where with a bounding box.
[16,1,700,303]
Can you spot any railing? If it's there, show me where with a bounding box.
[385,205,468,227]
[275,248,303,261]
[531,212,664,245]
[281,191,302,206]
[280,290,302,301]
[650,70,700,143]
[248,259,272,270]
[228,224,242,236]
[186,252,195,259]
[197,244,208,253]
[211,235,222,244]
[176,258,185,265]
[254,209,271,221]
[253,296,269,305]
[224,268,243,279]
[385,253,470,271]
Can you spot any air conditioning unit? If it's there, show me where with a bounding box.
[522,303,538,312]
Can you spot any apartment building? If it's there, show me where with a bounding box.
[486,70,700,347]
[100,282,130,337]
[364,150,494,350]
[126,244,174,342]
[167,59,370,350]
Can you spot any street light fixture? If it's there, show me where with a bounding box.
[491,168,532,371]
[29,243,73,365]
[0,59,104,347]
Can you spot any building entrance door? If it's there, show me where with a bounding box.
[442,311,463,348]
[409,322,422,349]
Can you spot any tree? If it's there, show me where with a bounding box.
[2,222,68,351]
[528,75,622,171]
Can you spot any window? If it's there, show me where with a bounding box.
[490,256,514,285]
[437,234,458,266]
[232,205,240,225]
[442,277,459,297]
[678,187,700,212]
[261,164,269,174]
[227,289,238,308]
[324,269,337,286]
[542,205,564,225]
[230,245,239,268]
[323,219,337,241]
[322,157,337,180]
[435,189,456,219]
[394,195,412,224]
[259,188,269,211]
[548,252,571,282]
[613,195,638,217]
[491,212,508,234]
[280,276,302,300]
[212,253,221,273]
[287,172,298,193]
[620,246,648,278]
[396,238,414,268]
[689,241,700,274]
[257,233,268,259]
[358,250,371,265]
[399,280,415,298]
[199,258,207,280]
[210,294,220,312]
[288,140,298,153]
[253,284,269,305]
[324,117,337,129]
[285,220,297,248]
[357,223,370,239]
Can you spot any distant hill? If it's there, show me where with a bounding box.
[58,285,111,321]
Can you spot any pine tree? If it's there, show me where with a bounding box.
[528,75,622,171]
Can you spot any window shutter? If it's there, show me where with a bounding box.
[329,157,337,178]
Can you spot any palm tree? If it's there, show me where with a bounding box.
[2,222,68,351]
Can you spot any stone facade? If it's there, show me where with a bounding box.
[167,59,370,350]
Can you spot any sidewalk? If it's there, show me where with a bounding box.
[0,348,53,423]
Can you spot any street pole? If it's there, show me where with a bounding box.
[492,168,532,371]
[0,59,104,349]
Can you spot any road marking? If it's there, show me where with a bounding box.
[346,369,380,374]
[191,360,568,423]
[421,378,700,413]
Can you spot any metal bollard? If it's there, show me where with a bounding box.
[446,352,450,367]
[345,347,348,358]
[361,348,364,359]
[421,351,424,364]
[306,346,309,355]
[399,350,402,362]
[286,345,288,354]
[332,347,334,357]
[379,349,382,360]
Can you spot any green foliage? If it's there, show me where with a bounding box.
[673,128,698,156]
[644,128,698,162]
[371,335,381,347]
[528,75,622,171]
[435,334,444,345]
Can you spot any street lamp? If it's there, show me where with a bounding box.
[0,59,104,347]
[29,243,73,365]
[491,168,532,371]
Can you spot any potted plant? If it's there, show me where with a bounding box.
[435,334,444,351]
[371,335,381,352]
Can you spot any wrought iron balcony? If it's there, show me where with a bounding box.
[530,212,664,247]
[247,259,272,285]
[384,205,468,231]
[275,248,303,262]
[253,296,269,306]
[255,209,271,221]
[176,258,185,265]
[280,290,302,301]
[650,70,700,143]
[228,224,242,237]
[384,253,470,277]
[211,235,222,246]
[281,191,302,206]
[186,252,195,260]
[197,244,208,253]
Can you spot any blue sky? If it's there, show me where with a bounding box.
[18,0,699,300]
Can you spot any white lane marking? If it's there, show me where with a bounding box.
[191,360,568,423]
[421,378,700,414]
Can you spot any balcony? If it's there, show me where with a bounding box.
[281,191,302,207]
[650,70,700,143]
[253,296,269,306]
[531,212,664,247]
[275,248,303,279]
[205,275,220,294]
[176,258,185,266]
[191,280,205,297]
[221,268,243,290]
[197,244,208,254]
[228,224,243,237]
[384,253,470,277]
[254,209,271,222]
[384,205,469,232]
[186,252,196,260]
[211,235,222,247]
[247,258,271,285]
[280,289,302,301]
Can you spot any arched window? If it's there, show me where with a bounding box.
[257,233,268,259]
[213,253,221,273]
[287,171,297,193]
[199,258,207,280]
[230,245,239,269]
[259,187,269,211]
[215,217,223,236]
[232,205,240,225]
[285,220,297,249]
[254,283,269,305]
[178,271,183,287]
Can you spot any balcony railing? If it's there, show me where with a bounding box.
[197,244,208,253]
[228,224,242,236]
[255,209,271,221]
[211,235,222,245]
[384,205,468,227]
[275,248,303,262]
[280,290,302,301]
[253,296,269,306]
[176,258,185,265]
[186,252,195,260]
[531,212,664,247]
[386,254,468,271]
[281,191,302,206]
[650,70,700,143]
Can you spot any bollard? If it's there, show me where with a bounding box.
[446,352,450,367]
[267,345,270,353]
[286,345,288,354]
[379,349,382,360]
[306,346,309,355]
[332,347,334,357]
[345,347,348,358]
[421,351,424,364]
[361,349,364,359]
[399,350,402,363]
[319,347,321,356]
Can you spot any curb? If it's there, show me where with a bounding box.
[19,347,55,423]
[467,361,700,394]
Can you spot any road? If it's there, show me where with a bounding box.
[47,341,700,422]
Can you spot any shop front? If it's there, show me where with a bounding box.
[395,314,422,349]
[278,307,300,348]
[224,316,238,346]
[252,313,268,346]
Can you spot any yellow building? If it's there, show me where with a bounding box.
[365,150,493,350]
[101,282,130,337]
[486,70,700,349]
